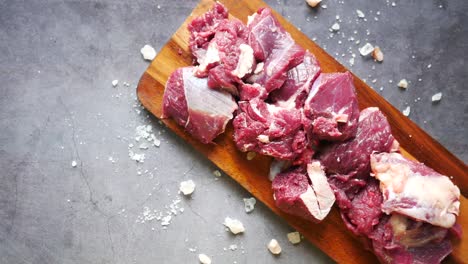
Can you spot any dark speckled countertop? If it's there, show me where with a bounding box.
[1,0,466,263]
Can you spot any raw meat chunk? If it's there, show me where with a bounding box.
[233,98,306,160]
[337,178,383,236]
[303,72,359,141]
[318,107,399,195]
[247,8,305,93]
[272,161,335,222]
[270,52,321,109]
[370,214,453,264]
[370,152,460,228]
[162,67,238,144]
[188,2,228,64]
[197,19,254,94]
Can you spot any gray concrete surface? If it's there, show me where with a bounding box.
[0,0,466,263]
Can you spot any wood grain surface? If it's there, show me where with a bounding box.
[136,0,468,263]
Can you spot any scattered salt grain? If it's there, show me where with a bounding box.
[229,244,238,251]
[140,45,157,61]
[359,43,374,56]
[198,254,211,264]
[305,0,321,8]
[153,138,161,147]
[71,160,77,167]
[372,47,384,62]
[161,215,172,226]
[213,170,222,177]
[129,151,145,162]
[427,64,432,69]
[391,2,396,7]
[243,197,256,213]
[223,217,245,234]
[331,22,340,32]
[139,143,149,149]
[287,231,302,245]
[431,92,442,102]
[112,80,119,87]
[267,239,282,255]
[402,106,411,117]
[179,180,196,195]
[398,79,408,89]
[356,10,365,18]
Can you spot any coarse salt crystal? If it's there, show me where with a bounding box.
[213,170,222,177]
[287,231,301,245]
[229,244,238,251]
[398,79,408,89]
[372,47,384,62]
[223,217,245,234]
[305,0,322,8]
[243,197,256,213]
[359,43,374,56]
[112,80,119,87]
[356,10,365,18]
[198,254,211,264]
[402,106,411,116]
[71,160,77,167]
[140,45,157,61]
[267,239,282,255]
[331,22,340,32]
[432,92,442,102]
[179,180,196,195]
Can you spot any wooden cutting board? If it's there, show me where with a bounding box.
[137,0,468,263]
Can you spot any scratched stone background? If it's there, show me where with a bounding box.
[0,0,467,263]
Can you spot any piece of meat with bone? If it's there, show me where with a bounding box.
[369,214,453,264]
[270,51,321,109]
[303,71,359,142]
[162,67,238,144]
[188,2,228,64]
[272,161,335,222]
[318,107,399,196]
[233,98,307,160]
[247,8,306,93]
[370,152,460,229]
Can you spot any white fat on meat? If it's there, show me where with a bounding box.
[371,152,460,228]
[300,162,335,221]
[183,69,237,127]
[269,159,288,181]
[196,42,220,73]
[254,62,264,74]
[247,13,258,26]
[232,44,254,78]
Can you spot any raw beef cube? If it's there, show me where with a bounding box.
[233,98,307,160]
[337,178,383,236]
[247,8,306,93]
[272,161,335,222]
[370,214,453,264]
[318,107,399,195]
[162,67,238,144]
[370,152,460,228]
[188,2,228,64]
[303,72,359,141]
[270,52,321,109]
